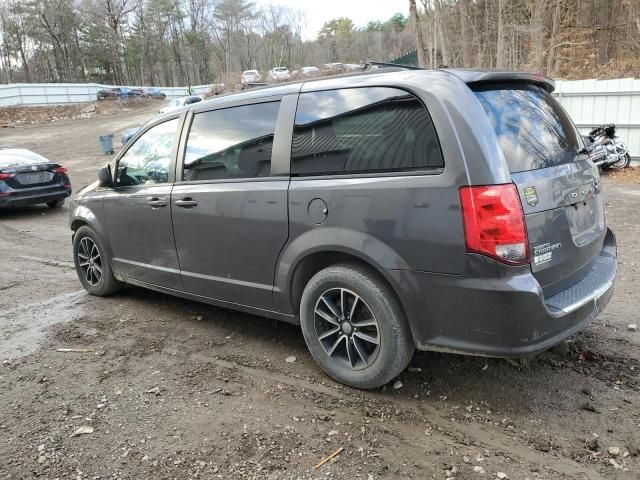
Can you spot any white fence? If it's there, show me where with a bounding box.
[0,83,215,107]
[0,77,639,159]
[553,78,640,160]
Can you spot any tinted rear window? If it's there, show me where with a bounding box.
[473,84,580,173]
[291,87,443,176]
[0,149,49,168]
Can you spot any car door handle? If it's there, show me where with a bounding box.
[174,198,198,208]
[146,197,167,208]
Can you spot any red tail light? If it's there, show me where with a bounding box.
[0,172,14,180]
[459,184,529,265]
[53,166,68,174]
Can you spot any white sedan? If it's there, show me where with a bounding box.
[241,70,261,84]
[268,67,291,82]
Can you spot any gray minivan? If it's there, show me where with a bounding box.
[70,68,617,389]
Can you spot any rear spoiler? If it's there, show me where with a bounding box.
[443,69,555,93]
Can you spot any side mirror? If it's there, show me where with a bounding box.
[97,164,112,188]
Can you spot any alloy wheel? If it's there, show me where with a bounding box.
[77,237,103,286]
[313,288,380,370]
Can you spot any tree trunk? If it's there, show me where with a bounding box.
[433,0,450,67]
[409,0,427,67]
[595,0,611,65]
[546,0,562,75]
[458,0,472,67]
[496,0,506,68]
[529,0,546,72]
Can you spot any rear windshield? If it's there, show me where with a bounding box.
[0,149,49,168]
[473,83,580,173]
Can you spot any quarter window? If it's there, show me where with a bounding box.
[183,101,280,181]
[115,118,179,186]
[291,87,443,176]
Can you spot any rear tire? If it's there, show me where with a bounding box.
[299,264,414,389]
[47,198,65,208]
[73,226,123,296]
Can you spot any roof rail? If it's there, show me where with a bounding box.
[361,61,424,72]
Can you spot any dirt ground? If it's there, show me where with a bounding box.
[0,107,639,480]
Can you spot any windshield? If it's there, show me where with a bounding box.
[473,83,580,173]
[274,68,287,72]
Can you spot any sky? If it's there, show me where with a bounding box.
[256,0,410,41]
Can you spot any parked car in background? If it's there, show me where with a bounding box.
[70,68,617,390]
[268,67,291,82]
[322,63,345,74]
[97,88,121,100]
[119,87,143,98]
[143,87,166,100]
[344,63,363,72]
[241,70,261,84]
[129,88,145,97]
[121,127,141,146]
[158,96,202,115]
[300,66,320,77]
[0,148,71,208]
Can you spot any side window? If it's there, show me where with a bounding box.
[115,118,179,186]
[291,87,444,176]
[183,101,280,181]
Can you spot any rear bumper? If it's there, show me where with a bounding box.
[0,187,71,208]
[385,228,617,357]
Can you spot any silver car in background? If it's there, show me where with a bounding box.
[241,70,261,84]
[268,67,291,82]
[300,66,320,77]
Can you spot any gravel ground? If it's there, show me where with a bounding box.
[0,107,638,480]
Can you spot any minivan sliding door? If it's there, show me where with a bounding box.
[171,96,295,310]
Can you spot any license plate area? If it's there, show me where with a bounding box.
[16,171,51,185]
[565,195,604,246]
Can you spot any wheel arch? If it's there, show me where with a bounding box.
[276,246,410,334]
[70,205,113,259]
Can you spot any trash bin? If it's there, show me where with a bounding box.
[98,134,114,155]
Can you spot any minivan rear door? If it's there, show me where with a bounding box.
[473,83,607,296]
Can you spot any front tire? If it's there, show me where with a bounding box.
[73,226,122,296]
[618,153,631,169]
[299,264,414,389]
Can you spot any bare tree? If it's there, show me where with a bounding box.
[1,0,638,86]
[409,0,426,67]
[458,0,472,67]
[496,0,506,68]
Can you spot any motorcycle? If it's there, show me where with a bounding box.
[582,123,631,169]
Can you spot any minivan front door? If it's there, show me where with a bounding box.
[171,100,290,310]
[103,117,182,290]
